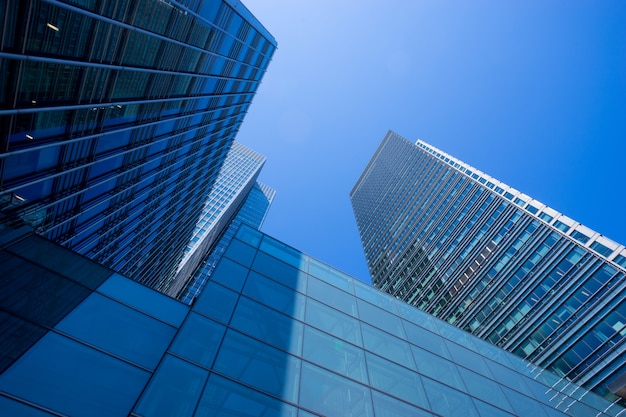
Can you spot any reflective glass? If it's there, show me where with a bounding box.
[243,271,305,320]
[170,313,226,368]
[260,235,307,270]
[473,399,516,417]
[444,340,493,378]
[193,281,239,324]
[135,355,208,417]
[305,298,362,345]
[98,274,186,327]
[365,353,428,408]
[299,362,373,417]
[197,373,298,417]
[224,239,257,267]
[501,386,550,417]
[412,345,465,390]
[214,330,300,402]
[235,225,263,247]
[457,366,514,413]
[56,293,175,370]
[354,279,396,313]
[308,258,353,293]
[252,252,308,292]
[361,323,415,369]
[486,359,531,395]
[0,395,56,416]
[0,332,149,417]
[422,377,479,417]
[307,276,358,317]
[210,257,250,292]
[357,300,405,338]
[402,319,451,359]
[395,301,439,332]
[302,326,366,383]
[230,296,303,354]
[371,390,434,417]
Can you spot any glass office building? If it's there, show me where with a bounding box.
[0,0,276,290]
[351,131,626,403]
[167,141,268,298]
[1,224,623,417]
[178,180,275,304]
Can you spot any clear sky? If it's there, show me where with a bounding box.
[234,0,626,283]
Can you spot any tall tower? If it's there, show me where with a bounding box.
[351,130,626,403]
[0,0,276,290]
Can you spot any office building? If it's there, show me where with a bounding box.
[351,131,626,403]
[1,224,623,417]
[166,141,269,297]
[0,0,276,290]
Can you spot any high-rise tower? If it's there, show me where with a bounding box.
[351,130,626,403]
[0,0,276,290]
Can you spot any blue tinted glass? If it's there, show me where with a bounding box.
[299,362,373,417]
[259,235,307,270]
[214,330,300,402]
[457,366,514,413]
[211,257,250,292]
[444,341,493,378]
[571,230,590,244]
[412,345,465,390]
[305,298,362,345]
[230,297,303,354]
[396,301,439,332]
[135,355,208,417]
[591,241,613,257]
[422,377,479,417]
[501,386,550,417]
[361,323,415,369]
[224,239,257,267]
[197,373,298,417]
[485,360,531,395]
[302,326,367,383]
[308,258,353,293]
[402,319,450,358]
[243,271,305,319]
[0,396,56,416]
[357,299,405,338]
[98,274,187,327]
[365,352,428,408]
[193,281,238,324]
[0,332,149,417]
[371,390,434,417]
[170,312,226,367]
[235,224,263,247]
[354,280,396,313]
[554,220,570,232]
[56,293,175,370]
[473,399,515,417]
[252,252,307,292]
[307,276,358,316]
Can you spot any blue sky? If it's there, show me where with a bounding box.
[235,1,626,283]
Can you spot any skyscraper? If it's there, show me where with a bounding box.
[1,224,622,417]
[351,130,626,403]
[166,141,273,299]
[0,0,276,290]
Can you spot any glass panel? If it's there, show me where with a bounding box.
[354,279,396,313]
[0,332,149,417]
[302,326,367,383]
[307,275,358,317]
[224,239,257,267]
[210,257,250,292]
[259,235,307,270]
[412,345,465,390]
[422,377,479,417]
[396,301,439,332]
[299,362,373,417]
[213,329,300,402]
[365,352,428,409]
[0,395,57,416]
[485,359,531,395]
[501,386,549,417]
[457,366,514,413]
[473,399,516,417]
[371,390,434,417]
[197,373,298,417]
[357,299,405,338]
[135,354,208,417]
[230,296,303,354]
[56,293,175,370]
[98,274,187,327]
[193,281,239,324]
[252,252,307,292]
[402,319,451,358]
[308,258,353,293]
[305,298,362,345]
[243,271,305,320]
[361,323,415,369]
[235,224,263,247]
[444,341,493,378]
[0,312,47,373]
[170,312,226,368]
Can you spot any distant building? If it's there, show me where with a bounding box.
[0,0,276,291]
[351,130,626,403]
[168,141,274,300]
[0,224,621,417]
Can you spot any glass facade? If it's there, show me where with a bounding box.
[167,141,269,298]
[351,130,626,403]
[0,0,276,291]
[1,225,623,416]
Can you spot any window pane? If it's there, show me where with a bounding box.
[224,239,257,267]
[444,341,493,378]
[0,332,149,417]
[170,313,226,367]
[135,355,208,417]
[357,300,405,338]
[210,257,250,292]
[252,252,307,292]
[193,281,238,324]
[371,390,434,417]
[0,395,57,416]
[235,224,263,247]
[98,274,187,327]
[260,235,307,270]
[307,276,358,317]
[213,330,300,402]
[56,293,175,370]
[303,326,367,383]
[365,353,428,409]
[299,362,373,417]
[412,345,465,390]
[197,373,298,417]
[354,279,396,313]
[422,377,479,417]
[308,258,353,293]
[305,298,362,345]
[402,319,450,359]
[243,271,305,320]
[361,323,415,369]
[457,366,514,413]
